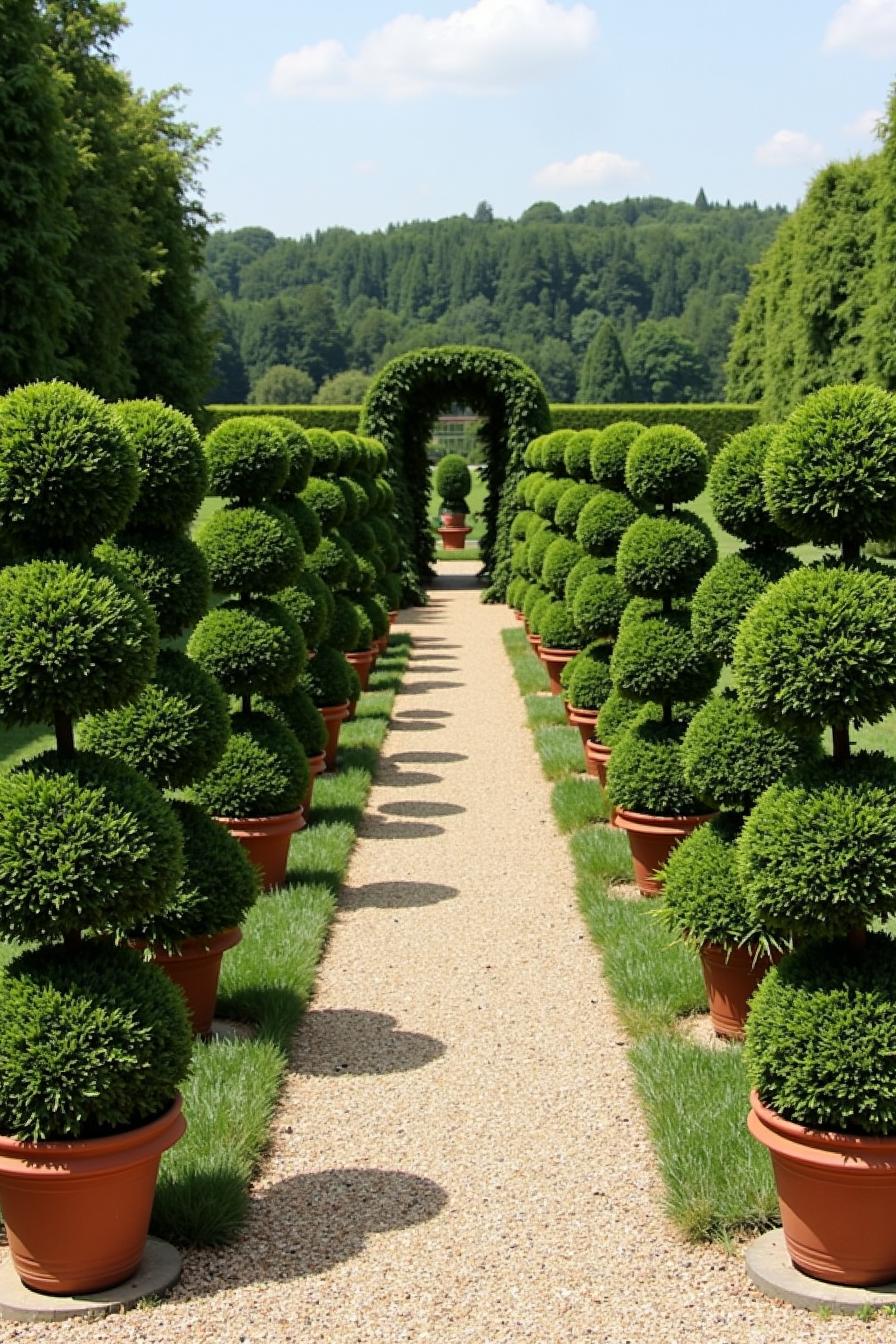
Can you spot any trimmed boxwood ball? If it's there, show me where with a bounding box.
[187,598,305,698]
[616,511,717,600]
[525,513,548,542]
[606,719,705,816]
[336,476,361,523]
[95,533,209,641]
[564,555,604,605]
[597,689,640,746]
[344,658,362,706]
[564,430,599,481]
[567,640,613,710]
[542,537,584,597]
[739,752,896,939]
[333,430,361,473]
[0,381,139,554]
[522,583,547,622]
[765,384,896,547]
[263,418,313,494]
[0,558,158,726]
[709,424,792,548]
[354,554,379,594]
[343,519,377,557]
[197,504,304,596]
[305,535,350,589]
[527,525,557,580]
[361,594,389,640]
[114,400,206,536]
[681,691,820,816]
[528,592,553,637]
[625,425,708,506]
[611,607,720,705]
[80,649,231,791]
[576,490,640,557]
[507,577,526,610]
[511,510,534,542]
[573,570,626,641]
[539,430,574,476]
[734,562,896,730]
[204,417,289,502]
[534,477,571,522]
[301,477,346,532]
[511,542,529,577]
[434,454,471,510]
[746,934,896,1135]
[525,437,545,469]
[328,594,361,652]
[540,600,580,650]
[691,549,798,665]
[278,571,333,648]
[192,711,308,818]
[332,532,361,590]
[590,421,644,490]
[279,494,322,553]
[555,482,596,538]
[305,427,341,476]
[0,942,192,1142]
[302,642,352,706]
[349,603,374,652]
[0,750,183,943]
[257,686,327,756]
[522,471,548,509]
[658,815,757,948]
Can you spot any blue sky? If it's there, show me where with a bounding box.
[116,0,896,237]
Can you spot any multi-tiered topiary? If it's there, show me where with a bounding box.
[435,452,473,551]
[0,382,193,1296]
[606,426,720,894]
[188,416,309,889]
[727,385,896,1287]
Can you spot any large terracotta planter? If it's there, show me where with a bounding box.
[146,927,243,1037]
[748,1091,896,1285]
[569,705,599,750]
[437,524,472,551]
[320,702,350,769]
[0,1096,185,1295]
[584,736,612,785]
[345,648,374,693]
[613,808,715,896]
[539,646,579,696]
[441,511,467,527]
[303,751,326,816]
[215,808,304,891]
[698,941,780,1040]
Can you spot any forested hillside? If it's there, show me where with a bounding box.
[203,196,786,405]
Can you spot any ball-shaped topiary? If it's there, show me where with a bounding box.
[361,594,389,641]
[306,427,341,476]
[542,537,584,597]
[525,436,545,469]
[114,400,207,535]
[573,570,626,642]
[709,424,792,549]
[332,532,360,591]
[527,525,557,580]
[564,555,605,605]
[192,711,309,818]
[764,384,896,548]
[521,470,547,509]
[507,576,527,610]
[278,571,333,648]
[301,477,347,532]
[564,430,599,481]
[197,505,304,596]
[539,601,580,650]
[746,934,896,1135]
[691,549,798,665]
[527,592,553,637]
[187,598,305,698]
[567,640,613,710]
[659,815,759,949]
[625,425,708,507]
[336,476,361,524]
[0,751,183,943]
[302,642,352,706]
[305,535,350,589]
[264,418,313,495]
[576,490,640,557]
[511,542,529,577]
[522,583,547,623]
[616,512,716,600]
[534,477,571,523]
[539,430,574,477]
[434,454,471,511]
[610,607,720,705]
[590,421,644,491]
[96,534,210,640]
[681,691,820,816]
[333,430,361,473]
[280,494,322,553]
[606,719,705,816]
[321,594,361,653]
[204,417,290,503]
[511,510,534,542]
[0,942,192,1142]
[348,603,374,653]
[526,512,548,541]
[0,382,139,554]
[257,686,327,757]
[597,689,640,746]
[555,482,596,538]
[79,649,231,791]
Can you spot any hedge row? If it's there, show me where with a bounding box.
[205,406,361,433]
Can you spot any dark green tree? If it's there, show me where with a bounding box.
[627,320,711,402]
[578,319,633,402]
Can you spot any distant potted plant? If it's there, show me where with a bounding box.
[435,453,472,549]
[0,382,192,1296]
[303,644,353,768]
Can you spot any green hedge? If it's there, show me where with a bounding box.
[205,406,360,433]
[549,405,758,454]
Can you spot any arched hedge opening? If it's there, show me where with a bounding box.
[359,346,550,601]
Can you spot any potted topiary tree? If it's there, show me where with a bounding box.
[606,426,720,893]
[0,382,192,1296]
[435,453,473,549]
[732,384,896,1286]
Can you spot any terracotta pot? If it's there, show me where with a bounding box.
[388,610,398,628]
[437,524,472,551]
[441,511,466,526]
[302,751,326,815]
[149,928,242,1037]
[513,609,525,622]
[215,808,305,891]
[748,1091,896,1285]
[345,648,374,693]
[539,646,580,695]
[320,702,350,769]
[569,705,599,750]
[0,1096,185,1295]
[562,699,572,724]
[613,808,715,896]
[526,632,542,657]
[584,737,612,786]
[698,941,781,1040]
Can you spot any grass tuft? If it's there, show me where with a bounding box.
[533,724,586,780]
[501,628,550,694]
[551,776,609,832]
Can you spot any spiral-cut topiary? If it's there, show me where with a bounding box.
[435,454,472,511]
[658,815,758,948]
[539,430,573,477]
[691,549,798,665]
[539,601,580,650]
[564,555,604,605]
[188,598,305,698]
[204,417,289,502]
[709,424,792,548]
[333,430,361,473]
[606,719,705,816]
[264,417,313,494]
[573,570,626,642]
[361,594,389,640]
[336,476,361,524]
[511,510,534,542]
[534,477,571,523]
[521,471,548,509]
[589,421,644,490]
[525,437,545,469]
[555,482,596,538]
[198,505,304,596]
[192,711,309,818]
[625,425,708,507]
[327,594,361,653]
[542,537,584,597]
[301,477,347,532]
[257,687,327,756]
[597,689,640,746]
[350,602,374,652]
[80,649,231,792]
[616,511,716,600]
[567,640,613,710]
[114,400,206,535]
[511,542,529,577]
[0,942,192,1142]
[279,494,322,553]
[526,525,556,580]
[305,535,350,589]
[0,751,183,943]
[0,382,139,554]
[306,427,341,475]
[278,572,333,648]
[332,532,360,590]
[527,592,552,636]
[576,490,639,557]
[96,534,210,640]
[611,607,720,705]
[302,642,352,706]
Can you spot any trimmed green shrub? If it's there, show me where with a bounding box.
[114,400,206,536]
[534,477,571,522]
[551,404,756,455]
[96,535,210,640]
[333,430,361,473]
[507,576,526,610]
[305,535,350,589]
[523,583,548,623]
[610,607,720,705]
[257,687,327,757]
[691,549,798,665]
[300,477,347,532]
[332,532,361,590]
[192,711,309,818]
[576,490,639,557]
[527,525,557,579]
[567,640,613,710]
[0,942,192,1141]
[305,427,341,475]
[521,471,548,509]
[511,542,529,577]
[302,642,351,706]
[187,599,305,698]
[380,572,403,612]
[434,454,471,511]
[540,430,574,476]
[280,495,322,553]
[625,425,708,506]
[746,935,896,1135]
[361,594,389,640]
[589,421,643,490]
[542,537,584,597]
[207,406,361,434]
[573,570,626,641]
[204,417,289,502]
[564,430,598,480]
[606,719,705,816]
[659,816,758,948]
[278,572,333,648]
[615,511,716,600]
[336,475,361,524]
[264,417,313,495]
[347,602,374,653]
[555,482,596,538]
[597,689,641,745]
[564,555,604,605]
[525,436,545,469]
[510,510,534,542]
[528,592,552,637]
[198,506,303,596]
[709,424,792,548]
[540,601,580,650]
[322,594,360,653]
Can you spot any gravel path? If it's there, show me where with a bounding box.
[6,564,884,1343]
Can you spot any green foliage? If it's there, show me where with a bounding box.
[192,711,308,818]
[542,537,584,597]
[207,407,361,433]
[265,418,313,494]
[576,489,639,557]
[0,750,183,943]
[305,427,340,475]
[198,505,303,596]
[278,572,333,647]
[96,534,210,639]
[567,641,613,710]
[257,686,327,756]
[746,935,896,1135]
[249,365,314,405]
[659,816,757,947]
[305,535,350,588]
[563,431,598,480]
[681,691,820,815]
[738,753,896,939]
[734,563,896,730]
[554,482,595,538]
[511,510,533,541]
[434,453,472,510]
[302,642,351,706]
[616,512,716,600]
[0,558,158,725]
[360,594,389,640]
[709,425,792,548]
[534,477,571,522]
[0,382,139,554]
[765,384,896,547]
[589,421,644,490]
[625,425,708,506]
[0,943,192,1142]
[526,525,557,579]
[597,688,640,745]
[691,549,797,665]
[550,406,757,456]
[607,719,706,816]
[578,318,633,402]
[80,649,230,791]
[315,369,372,404]
[627,321,711,403]
[187,598,305,698]
[276,494,321,553]
[328,594,362,652]
[204,418,289,502]
[540,601,580,650]
[564,554,604,605]
[611,607,720,705]
[300,477,347,532]
[540,430,573,476]
[114,400,206,535]
[573,570,626,641]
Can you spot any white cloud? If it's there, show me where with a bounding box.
[754,129,825,167]
[844,107,882,136]
[353,159,379,177]
[270,0,599,101]
[825,0,896,56]
[534,149,643,191]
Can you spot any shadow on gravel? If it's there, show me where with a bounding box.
[378,800,465,819]
[293,1009,446,1076]
[343,880,458,909]
[398,708,453,718]
[389,750,467,763]
[386,719,446,733]
[374,769,443,788]
[362,815,445,840]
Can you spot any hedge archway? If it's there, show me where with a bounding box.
[359,346,550,601]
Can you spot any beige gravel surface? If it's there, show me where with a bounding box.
[7,563,887,1343]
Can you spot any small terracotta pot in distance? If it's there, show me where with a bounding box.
[0,1096,185,1295]
[526,632,542,657]
[303,751,326,816]
[148,928,242,1036]
[345,648,374,693]
[215,809,305,891]
[437,524,472,551]
[584,737,612,786]
[569,705,599,750]
[320,702,350,769]
[698,941,781,1040]
[539,646,580,696]
[613,808,715,896]
[513,609,525,622]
